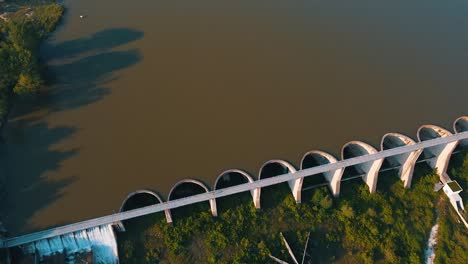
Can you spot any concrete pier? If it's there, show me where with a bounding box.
[342,141,383,193]
[301,150,344,196]
[417,125,458,183]
[381,133,422,188]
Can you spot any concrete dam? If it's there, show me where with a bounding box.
[1,116,467,263]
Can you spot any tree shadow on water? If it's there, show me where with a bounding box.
[0,118,79,234]
[43,28,144,61]
[15,29,143,116]
[0,28,143,235]
[46,49,142,112]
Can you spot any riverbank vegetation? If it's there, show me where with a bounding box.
[118,151,468,263]
[0,2,63,251]
[0,1,63,128]
[435,151,468,264]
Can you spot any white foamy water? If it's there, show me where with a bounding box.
[61,233,79,263]
[35,240,53,257]
[74,230,92,251]
[425,223,439,264]
[49,237,64,253]
[61,233,79,254]
[87,226,119,264]
[101,224,119,258]
[21,224,118,263]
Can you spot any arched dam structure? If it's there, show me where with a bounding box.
[381,133,422,189]
[1,117,467,260]
[301,150,343,197]
[256,159,299,208]
[454,116,468,147]
[119,189,172,225]
[342,141,384,194]
[167,179,216,220]
[214,169,258,210]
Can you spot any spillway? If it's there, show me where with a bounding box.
[20,224,118,263]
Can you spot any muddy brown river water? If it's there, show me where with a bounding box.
[1,0,467,234]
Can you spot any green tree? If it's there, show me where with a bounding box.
[7,20,40,51]
[13,72,43,94]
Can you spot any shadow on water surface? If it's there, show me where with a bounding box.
[0,118,79,234]
[44,28,144,61]
[0,28,143,235]
[14,29,143,116]
[46,49,142,112]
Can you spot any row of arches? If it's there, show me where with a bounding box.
[119,116,468,225]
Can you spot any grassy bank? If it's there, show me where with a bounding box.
[0,1,64,129]
[117,151,468,264]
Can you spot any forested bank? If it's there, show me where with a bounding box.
[118,151,468,264]
[0,3,63,259]
[0,1,63,129]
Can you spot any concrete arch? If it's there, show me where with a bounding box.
[342,141,383,193]
[168,179,217,220]
[255,159,299,208]
[258,160,297,179]
[118,190,171,230]
[168,179,211,199]
[417,125,458,182]
[454,116,468,147]
[213,169,258,209]
[119,189,163,212]
[300,150,344,197]
[417,125,453,141]
[381,133,422,188]
[214,169,255,188]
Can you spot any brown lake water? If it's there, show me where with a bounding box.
[1,0,467,234]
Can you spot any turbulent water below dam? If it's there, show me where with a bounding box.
[19,224,118,264]
[1,0,467,234]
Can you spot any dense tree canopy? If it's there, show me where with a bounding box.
[0,3,63,126]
